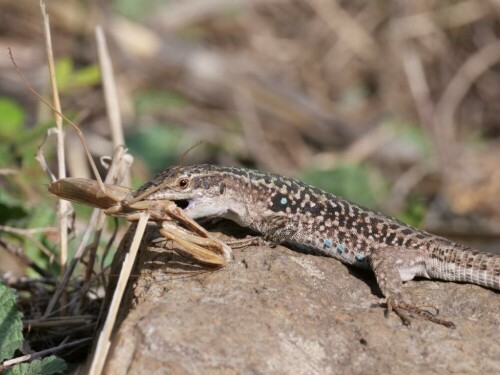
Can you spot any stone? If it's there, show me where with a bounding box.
[102,225,500,374]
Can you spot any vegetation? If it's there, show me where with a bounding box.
[1,0,499,372]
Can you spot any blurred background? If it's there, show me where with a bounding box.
[1,0,500,277]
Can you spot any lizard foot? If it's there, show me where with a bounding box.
[384,298,456,329]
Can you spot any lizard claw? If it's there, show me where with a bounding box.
[383,298,456,329]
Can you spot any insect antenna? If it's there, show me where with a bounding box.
[129,141,203,204]
[8,48,107,194]
[177,140,203,172]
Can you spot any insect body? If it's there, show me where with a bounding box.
[48,177,231,266]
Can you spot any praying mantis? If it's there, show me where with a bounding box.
[47,174,232,267]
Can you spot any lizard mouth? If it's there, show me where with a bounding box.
[173,199,190,209]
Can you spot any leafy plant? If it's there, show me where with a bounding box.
[0,283,66,375]
[0,283,23,362]
[54,58,100,92]
[3,356,66,375]
[0,98,24,141]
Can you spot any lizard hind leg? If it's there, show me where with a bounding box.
[369,247,456,329]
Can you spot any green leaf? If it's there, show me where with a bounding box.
[0,283,23,362]
[73,65,100,87]
[0,188,27,226]
[22,203,57,276]
[0,98,25,140]
[55,58,100,92]
[3,356,67,375]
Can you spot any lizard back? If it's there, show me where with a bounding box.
[139,164,500,290]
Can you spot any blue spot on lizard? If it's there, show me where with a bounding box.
[355,253,365,262]
[337,243,345,253]
[323,238,333,249]
[280,197,288,205]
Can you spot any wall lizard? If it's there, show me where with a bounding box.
[137,164,500,328]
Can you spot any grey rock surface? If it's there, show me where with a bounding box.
[103,225,500,375]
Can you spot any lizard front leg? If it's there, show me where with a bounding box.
[258,214,297,244]
[224,214,297,250]
[369,247,456,328]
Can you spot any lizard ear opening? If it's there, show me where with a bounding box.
[219,183,226,195]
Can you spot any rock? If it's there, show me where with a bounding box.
[102,225,500,374]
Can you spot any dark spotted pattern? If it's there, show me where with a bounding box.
[139,164,500,290]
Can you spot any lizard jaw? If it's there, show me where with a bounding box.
[181,197,229,220]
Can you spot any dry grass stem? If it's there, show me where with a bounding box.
[0,225,56,261]
[0,225,58,235]
[40,0,69,270]
[390,1,489,40]
[0,238,51,278]
[95,26,130,186]
[0,168,19,175]
[0,337,91,371]
[43,209,101,317]
[88,212,150,375]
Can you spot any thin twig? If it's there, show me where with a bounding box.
[0,225,58,235]
[0,168,18,175]
[36,127,59,183]
[0,337,91,370]
[43,209,101,317]
[40,0,69,271]
[24,315,94,328]
[95,26,130,187]
[89,212,150,375]
[0,239,50,278]
[0,226,56,261]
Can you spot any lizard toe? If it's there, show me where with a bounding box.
[384,297,456,329]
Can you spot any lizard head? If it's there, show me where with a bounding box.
[135,164,238,220]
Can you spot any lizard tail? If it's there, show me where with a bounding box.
[428,245,500,290]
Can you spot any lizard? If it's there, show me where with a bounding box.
[136,164,500,328]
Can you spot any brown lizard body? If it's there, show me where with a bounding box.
[137,164,500,327]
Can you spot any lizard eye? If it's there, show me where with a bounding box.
[177,178,190,189]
